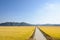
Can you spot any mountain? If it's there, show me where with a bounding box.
[0,22,33,26]
[0,22,60,26]
[40,24,60,26]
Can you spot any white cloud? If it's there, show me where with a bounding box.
[36,3,60,24]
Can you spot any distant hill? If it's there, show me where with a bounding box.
[0,22,60,26]
[40,24,60,26]
[0,22,34,26]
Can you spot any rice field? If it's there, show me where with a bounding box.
[0,26,60,40]
[40,26,60,40]
[0,26,35,40]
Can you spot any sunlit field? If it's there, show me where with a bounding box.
[0,26,35,40]
[40,26,60,40]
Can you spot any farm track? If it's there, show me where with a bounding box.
[28,26,55,40]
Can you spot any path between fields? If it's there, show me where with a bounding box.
[33,27,47,40]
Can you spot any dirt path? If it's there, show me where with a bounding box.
[33,27,47,40]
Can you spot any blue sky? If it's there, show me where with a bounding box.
[0,0,60,24]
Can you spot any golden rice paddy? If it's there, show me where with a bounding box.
[0,26,60,40]
[40,26,60,40]
[0,26,35,40]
